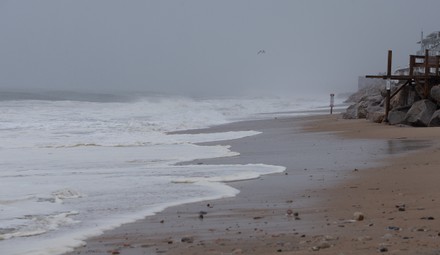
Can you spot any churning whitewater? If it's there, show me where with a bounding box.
[0,94,340,255]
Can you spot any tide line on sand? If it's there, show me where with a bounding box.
[64,115,440,255]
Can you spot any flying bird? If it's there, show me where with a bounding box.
[257,50,266,55]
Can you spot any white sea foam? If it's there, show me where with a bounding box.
[0,94,343,255]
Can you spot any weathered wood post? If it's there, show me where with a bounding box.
[424,49,430,98]
[385,50,392,122]
[436,55,440,76]
[330,93,335,114]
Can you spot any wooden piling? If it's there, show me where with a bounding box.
[330,93,334,114]
[385,86,391,123]
[366,49,440,123]
[387,50,392,77]
[385,50,392,122]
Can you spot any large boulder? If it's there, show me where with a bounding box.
[390,83,420,109]
[367,109,385,123]
[356,101,369,118]
[431,85,440,104]
[342,104,357,119]
[428,109,440,127]
[387,110,407,125]
[345,81,384,103]
[404,99,437,127]
[343,93,386,120]
[390,86,408,109]
[367,95,384,107]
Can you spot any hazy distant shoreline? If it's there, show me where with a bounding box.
[0,89,171,102]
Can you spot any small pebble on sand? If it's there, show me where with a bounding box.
[379,247,388,252]
[181,236,194,243]
[353,212,364,221]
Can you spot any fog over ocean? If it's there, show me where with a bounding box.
[2,1,440,254]
[0,91,344,255]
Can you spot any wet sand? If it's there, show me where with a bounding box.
[65,115,440,255]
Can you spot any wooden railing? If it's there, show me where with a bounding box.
[365,49,440,122]
[409,50,440,77]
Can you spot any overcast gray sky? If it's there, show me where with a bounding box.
[1,0,439,97]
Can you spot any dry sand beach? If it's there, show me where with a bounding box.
[65,115,440,255]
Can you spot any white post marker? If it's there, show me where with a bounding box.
[385,79,391,122]
[330,93,335,114]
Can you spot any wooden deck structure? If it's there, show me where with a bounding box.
[366,50,440,121]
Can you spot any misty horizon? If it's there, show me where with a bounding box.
[1,1,440,98]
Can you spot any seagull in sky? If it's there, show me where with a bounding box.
[257,50,266,55]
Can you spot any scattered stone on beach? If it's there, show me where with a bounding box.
[110,250,120,255]
[285,209,300,219]
[379,247,389,252]
[420,216,435,220]
[232,248,243,254]
[311,246,320,251]
[160,220,164,223]
[382,233,393,240]
[199,211,207,219]
[395,203,406,212]
[181,236,194,243]
[311,241,331,251]
[353,212,365,221]
[387,226,401,231]
[356,236,373,242]
[323,235,336,242]
[319,241,331,249]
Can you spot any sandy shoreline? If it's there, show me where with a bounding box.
[64,115,440,255]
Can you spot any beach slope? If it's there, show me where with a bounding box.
[65,115,440,255]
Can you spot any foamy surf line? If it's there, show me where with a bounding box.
[1,165,286,255]
[0,132,285,255]
[0,95,338,255]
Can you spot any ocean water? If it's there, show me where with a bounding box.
[0,92,343,255]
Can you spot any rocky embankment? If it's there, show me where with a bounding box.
[343,81,440,127]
